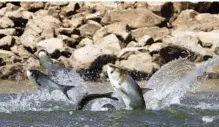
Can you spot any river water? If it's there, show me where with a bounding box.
[1,57,219,126]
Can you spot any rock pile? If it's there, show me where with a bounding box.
[0,2,219,80]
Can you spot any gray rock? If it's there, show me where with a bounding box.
[102,8,165,28]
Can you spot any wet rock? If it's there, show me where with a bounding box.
[0,17,14,28]
[79,20,102,37]
[0,36,14,49]
[97,34,121,52]
[131,26,170,41]
[70,45,114,70]
[37,38,64,54]
[0,28,15,36]
[149,43,163,53]
[172,9,219,31]
[165,31,208,56]
[161,32,213,63]
[137,35,154,46]
[20,2,45,11]
[102,8,165,28]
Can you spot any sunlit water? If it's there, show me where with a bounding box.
[1,57,219,126]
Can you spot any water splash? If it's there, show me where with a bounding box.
[144,56,219,110]
[0,90,75,113]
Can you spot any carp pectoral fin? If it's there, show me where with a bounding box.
[141,88,152,94]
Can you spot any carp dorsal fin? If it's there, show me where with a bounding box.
[141,88,152,94]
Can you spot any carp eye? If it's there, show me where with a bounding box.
[110,70,113,74]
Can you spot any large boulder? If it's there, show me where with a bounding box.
[101,8,165,28]
[172,9,219,31]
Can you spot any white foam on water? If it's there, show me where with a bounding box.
[144,56,219,110]
[0,90,74,113]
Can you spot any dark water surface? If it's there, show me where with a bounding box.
[0,80,219,126]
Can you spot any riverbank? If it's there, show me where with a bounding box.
[1,2,219,81]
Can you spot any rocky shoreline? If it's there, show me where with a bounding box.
[0,2,219,81]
